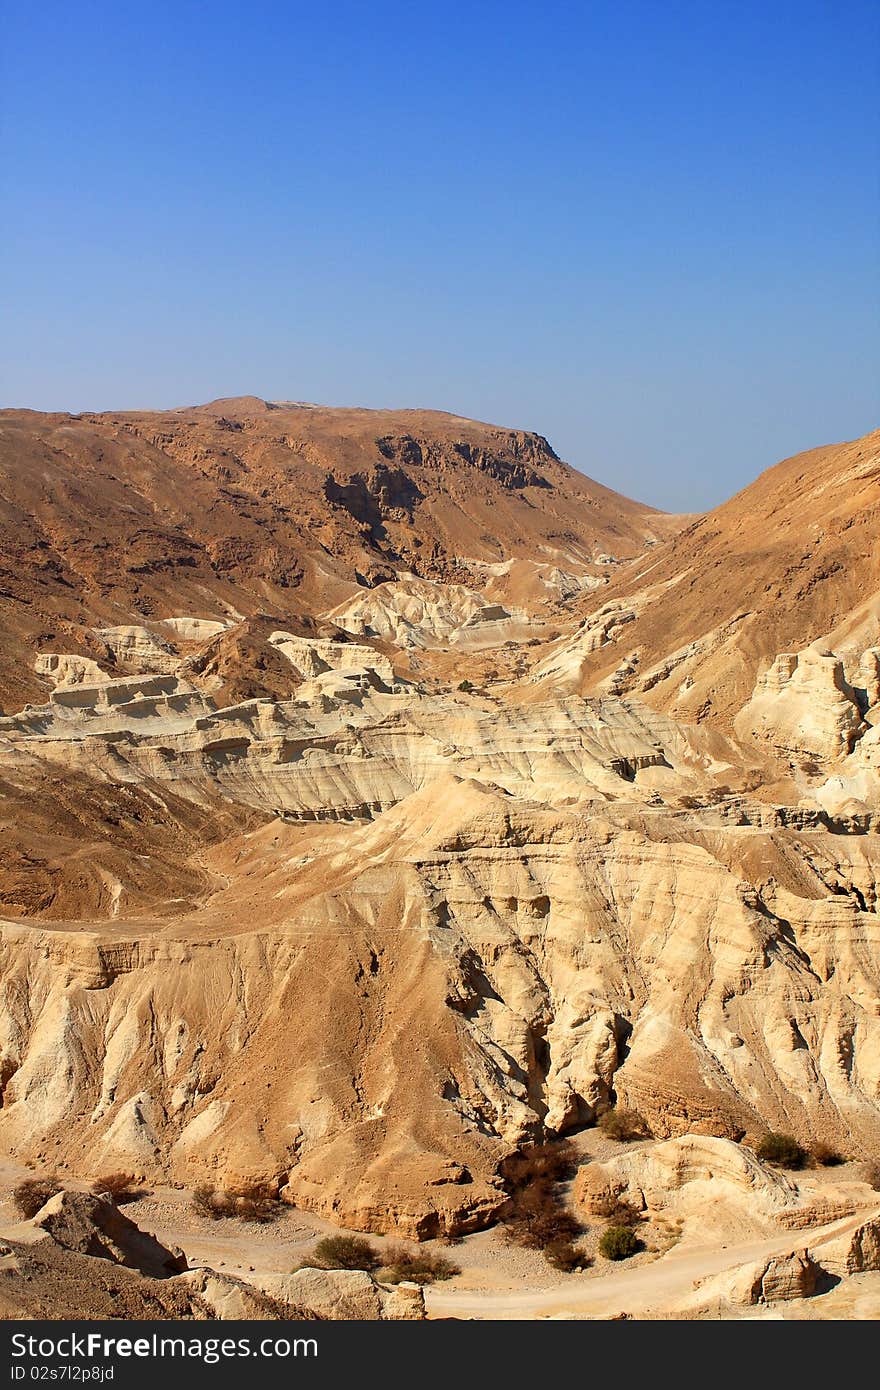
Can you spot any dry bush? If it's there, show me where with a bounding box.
[755,1132,806,1169]
[191,1183,281,1224]
[13,1176,62,1219]
[590,1195,644,1226]
[500,1138,584,1262]
[499,1139,578,1190]
[235,1195,282,1223]
[599,1225,640,1261]
[544,1239,591,1272]
[502,1183,584,1251]
[90,1171,143,1203]
[377,1241,460,1285]
[811,1142,845,1168]
[309,1235,379,1271]
[598,1107,649,1143]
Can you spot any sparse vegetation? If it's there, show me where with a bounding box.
[598,1107,649,1142]
[457,679,474,693]
[13,1176,62,1219]
[755,1132,807,1169]
[308,1235,380,1272]
[500,1139,584,1261]
[499,1139,578,1189]
[599,1225,640,1261]
[376,1241,460,1284]
[191,1183,282,1224]
[811,1142,845,1168]
[544,1239,591,1272]
[90,1171,144,1203]
[589,1195,644,1226]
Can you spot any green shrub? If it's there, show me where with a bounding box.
[598,1107,649,1142]
[13,1177,62,1219]
[309,1235,379,1271]
[755,1133,807,1169]
[599,1225,639,1261]
[377,1242,460,1284]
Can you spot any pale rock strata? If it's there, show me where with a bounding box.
[734,646,866,761]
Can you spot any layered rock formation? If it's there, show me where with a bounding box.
[0,401,877,1242]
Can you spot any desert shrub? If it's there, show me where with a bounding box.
[500,1139,585,1262]
[811,1142,845,1168]
[191,1184,281,1224]
[235,1195,282,1223]
[499,1140,578,1190]
[192,1184,223,1219]
[503,1184,583,1250]
[13,1176,62,1219]
[545,1239,591,1272]
[309,1235,379,1272]
[755,1132,806,1169]
[598,1107,649,1143]
[90,1171,143,1203]
[377,1241,460,1285]
[707,785,733,804]
[590,1196,643,1226]
[457,680,474,693]
[599,1225,640,1261]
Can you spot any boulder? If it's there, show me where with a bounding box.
[27,1190,186,1277]
[812,1216,880,1278]
[177,1269,308,1320]
[262,1267,426,1320]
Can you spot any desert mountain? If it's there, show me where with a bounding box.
[0,399,676,713]
[0,403,877,1242]
[539,429,880,735]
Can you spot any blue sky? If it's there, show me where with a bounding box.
[2,0,878,510]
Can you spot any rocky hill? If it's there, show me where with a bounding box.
[542,428,880,736]
[0,402,877,1245]
[0,399,677,712]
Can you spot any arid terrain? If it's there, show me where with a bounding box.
[0,398,878,1319]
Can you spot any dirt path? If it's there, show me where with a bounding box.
[425,1206,880,1319]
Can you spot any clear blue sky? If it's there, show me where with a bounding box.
[2,1,878,510]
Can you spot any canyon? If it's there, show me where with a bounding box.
[0,399,878,1317]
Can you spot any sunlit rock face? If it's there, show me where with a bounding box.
[0,404,878,1236]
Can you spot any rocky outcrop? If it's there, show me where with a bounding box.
[264,1268,425,1320]
[177,1268,309,1320]
[734,647,866,760]
[690,1250,822,1308]
[24,1190,186,1276]
[575,1137,798,1230]
[811,1216,880,1277]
